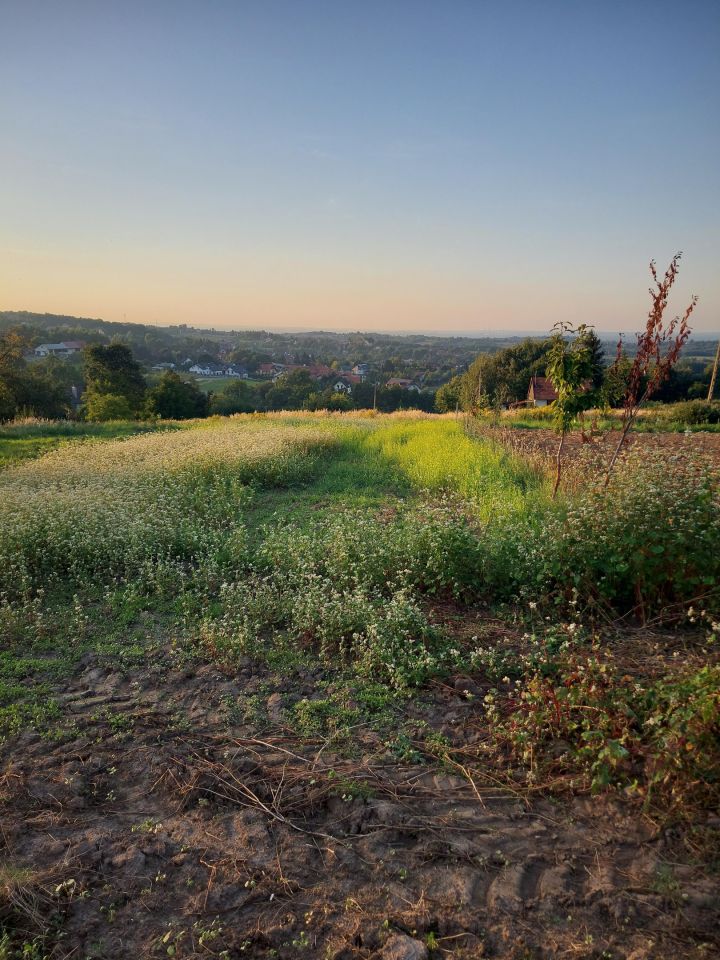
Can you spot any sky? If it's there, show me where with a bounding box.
[1,0,719,335]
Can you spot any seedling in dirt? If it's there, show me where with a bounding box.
[385,733,422,763]
[425,931,439,951]
[132,818,162,834]
[291,930,310,950]
[329,774,374,801]
[651,864,682,900]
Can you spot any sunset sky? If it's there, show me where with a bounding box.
[1,0,719,334]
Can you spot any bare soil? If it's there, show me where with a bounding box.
[489,424,720,465]
[2,631,718,960]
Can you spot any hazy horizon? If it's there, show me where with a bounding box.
[6,308,720,344]
[2,1,718,332]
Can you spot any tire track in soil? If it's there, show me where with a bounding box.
[1,654,718,959]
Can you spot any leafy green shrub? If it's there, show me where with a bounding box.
[643,665,720,804]
[486,646,720,804]
[83,392,136,421]
[492,451,720,617]
[255,503,486,601]
[201,576,449,689]
[665,400,720,426]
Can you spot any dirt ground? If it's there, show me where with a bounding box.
[2,633,718,960]
[488,424,720,464]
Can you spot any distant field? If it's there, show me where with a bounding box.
[192,375,261,392]
[496,401,720,433]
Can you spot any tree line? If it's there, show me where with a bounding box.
[1,326,716,423]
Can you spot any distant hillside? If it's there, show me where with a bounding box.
[2,311,717,380]
[0,311,530,383]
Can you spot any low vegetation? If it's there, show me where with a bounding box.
[1,412,718,957]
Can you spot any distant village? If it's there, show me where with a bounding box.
[5,313,716,420]
[29,341,424,396]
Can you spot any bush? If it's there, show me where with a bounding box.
[145,372,209,419]
[485,646,720,804]
[255,504,486,602]
[83,391,136,422]
[210,381,255,415]
[200,575,449,689]
[526,450,720,616]
[0,383,17,423]
[666,400,720,425]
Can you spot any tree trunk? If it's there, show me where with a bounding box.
[708,341,720,401]
[552,430,566,499]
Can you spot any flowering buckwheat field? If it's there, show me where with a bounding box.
[1,413,719,959]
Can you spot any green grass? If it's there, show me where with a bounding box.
[498,401,720,433]
[362,418,547,514]
[0,420,171,469]
[193,376,261,393]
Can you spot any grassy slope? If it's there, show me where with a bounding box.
[0,415,537,734]
[0,420,174,469]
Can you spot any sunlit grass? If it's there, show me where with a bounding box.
[0,418,171,469]
[361,418,549,514]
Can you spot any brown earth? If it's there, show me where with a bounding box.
[485,424,720,465]
[2,631,718,960]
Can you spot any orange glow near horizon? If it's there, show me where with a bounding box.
[1,244,715,336]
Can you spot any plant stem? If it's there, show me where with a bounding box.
[553,430,565,499]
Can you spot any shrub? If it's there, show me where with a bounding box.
[255,504,486,601]
[509,450,720,618]
[83,391,136,421]
[200,575,449,690]
[667,400,720,426]
[485,647,720,805]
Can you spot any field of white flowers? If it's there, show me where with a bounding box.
[0,418,335,594]
[1,412,718,795]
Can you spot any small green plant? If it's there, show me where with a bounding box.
[425,931,439,951]
[545,321,595,498]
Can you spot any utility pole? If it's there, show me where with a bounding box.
[373,381,378,412]
[708,341,720,401]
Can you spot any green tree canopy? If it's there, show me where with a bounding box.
[84,392,136,421]
[434,375,463,413]
[462,338,552,409]
[0,332,74,419]
[584,328,606,388]
[83,343,146,417]
[209,380,255,415]
[145,372,209,420]
[262,369,315,411]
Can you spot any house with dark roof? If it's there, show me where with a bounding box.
[34,340,85,358]
[527,376,592,407]
[386,378,420,392]
[527,376,558,407]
